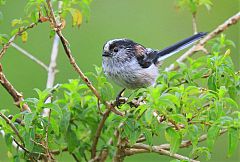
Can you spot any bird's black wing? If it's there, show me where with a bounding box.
[136,32,207,68]
[136,48,158,68]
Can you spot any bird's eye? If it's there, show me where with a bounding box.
[113,47,119,53]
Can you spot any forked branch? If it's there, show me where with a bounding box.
[46,0,101,100]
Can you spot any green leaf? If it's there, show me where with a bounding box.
[24,112,35,130]
[49,29,55,39]
[144,130,153,146]
[13,154,20,162]
[23,128,35,151]
[207,125,220,151]
[60,108,71,134]
[228,128,239,157]
[188,125,199,148]
[218,86,227,99]
[11,19,22,27]
[66,127,79,153]
[4,133,13,150]
[160,93,180,107]
[192,147,211,160]
[165,127,181,154]
[208,75,217,91]
[223,98,238,109]
[229,86,238,102]
[144,108,153,124]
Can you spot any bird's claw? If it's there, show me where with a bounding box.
[115,88,126,108]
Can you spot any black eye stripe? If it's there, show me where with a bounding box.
[109,44,116,51]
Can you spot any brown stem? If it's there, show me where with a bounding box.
[166,12,240,71]
[0,64,31,112]
[0,112,24,145]
[125,147,199,162]
[45,0,101,100]
[0,23,38,60]
[91,108,111,158]
[132,129,227,151]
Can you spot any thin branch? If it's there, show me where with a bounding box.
[46,1,62,89]
[46,0,101,100]
[45,3,124,160]
[0,64,31,112]
[113,128,126,162]
[91,109,111,158]
[133,129,228,151]
[46,33,60,89]
[125,147,199,162]
[45,109,52,160]
[72,153,80,162]
[0,112,24,145]
[0,22,38,60]
[166,12,240,71]
[11,43,48,71]
[43,0,62,116]
[51,147,68,155]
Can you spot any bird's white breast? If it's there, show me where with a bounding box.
[102,58,159,89]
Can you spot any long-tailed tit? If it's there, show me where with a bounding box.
[102,32,207,89]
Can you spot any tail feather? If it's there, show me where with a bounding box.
[153,32,207,63]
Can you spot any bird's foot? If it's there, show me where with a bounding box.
[116,88,126,108]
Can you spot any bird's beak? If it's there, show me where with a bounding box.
[102,51,112,57]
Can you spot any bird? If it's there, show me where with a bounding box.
[102,32,207,92]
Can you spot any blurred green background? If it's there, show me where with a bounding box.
[0,0,239,161]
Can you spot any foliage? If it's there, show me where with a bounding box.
[0,35,239,161]
[176,0,213,13]
[0,0,239,162]
[0,0,92,43]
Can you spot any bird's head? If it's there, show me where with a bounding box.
[102,39,146,62]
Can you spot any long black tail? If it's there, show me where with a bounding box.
[153,32,207,63]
